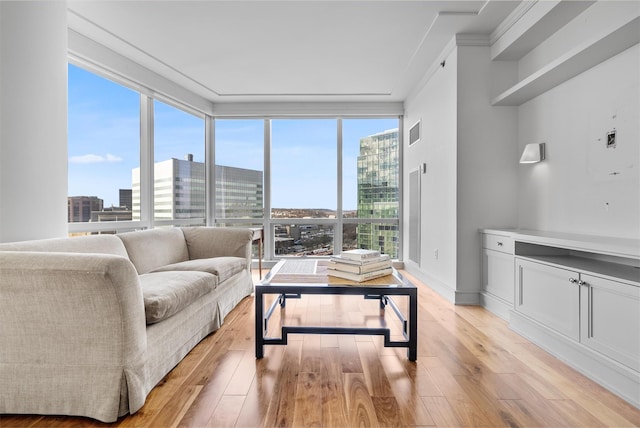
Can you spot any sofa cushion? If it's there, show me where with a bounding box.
[151,256,246,283]
[138,271,217,324]
[118,228,189,274]
[181,227,253,260]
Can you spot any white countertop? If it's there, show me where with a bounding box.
[481,228,640,259]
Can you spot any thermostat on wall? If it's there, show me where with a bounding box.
[606,130,616,148]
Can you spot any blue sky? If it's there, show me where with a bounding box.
[68,64,398,210]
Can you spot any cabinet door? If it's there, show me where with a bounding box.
[580,274,640,372]
[483,249,514,302]
[515,258,580,341]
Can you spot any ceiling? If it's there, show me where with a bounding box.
[67,1,521,104]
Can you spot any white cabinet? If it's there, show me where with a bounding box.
[515,258,580,341]
[580,273,640,372]
[480,229,640,408]
[481,233,514,319]
[515,256,640,372]
[483,250,514,301]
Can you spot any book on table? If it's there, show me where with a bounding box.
[327,258,392,274]
[327,266,393,282]
[330,253,390,265]
[339,249,381,260]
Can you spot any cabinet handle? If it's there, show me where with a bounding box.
[569,278,578,284]
[578,280,589,287]
[497,242,503,246]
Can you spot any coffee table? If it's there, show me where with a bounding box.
[255,259,417,361]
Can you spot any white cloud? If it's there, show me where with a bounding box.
[104,154,122,162]
[69,153,123,164]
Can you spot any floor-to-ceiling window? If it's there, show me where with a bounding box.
[343,119,400,259]
[68,64,400,258]
[67,64,140,234]
[270,119,337,256]
[211,117,400,260]
[214,119,265,259]
[151,100,205,226]
[213,119,264,223]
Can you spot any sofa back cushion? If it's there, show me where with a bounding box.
[181,227,253,260]
[118,228,189,274]
[151,256,247,283]
[0,234,129,258]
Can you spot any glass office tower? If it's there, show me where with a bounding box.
[356,128,399,258]
[215,165,263,219]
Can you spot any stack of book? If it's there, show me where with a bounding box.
[327,249,392,282]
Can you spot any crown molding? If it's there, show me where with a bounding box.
[210,101,404,117]
[490,0,538,45]
[456,33,491,47]
[67,8,222,99]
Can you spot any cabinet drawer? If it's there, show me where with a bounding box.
[483,234,514,254]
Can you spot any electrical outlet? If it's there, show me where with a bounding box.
[434,249,438,260]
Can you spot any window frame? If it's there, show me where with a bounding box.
[211,117,402,261]
[66,62,403,261]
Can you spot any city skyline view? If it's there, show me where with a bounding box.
[67,63,400,257]
[68,64,398,211]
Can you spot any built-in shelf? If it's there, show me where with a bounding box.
[484,228,640,259]
[492,16,640,106]
[515,252,640,285]
[490,0,595,61]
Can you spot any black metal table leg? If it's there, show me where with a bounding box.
[255,288,264,359]
[408,288,418,361]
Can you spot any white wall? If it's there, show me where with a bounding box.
[403,2,639,304]
[403,47,459,301]
[456,45,519,301]
[517,44,640,238]
[513,1,639,239]
[403,41,519,303]
[0,1,68,241]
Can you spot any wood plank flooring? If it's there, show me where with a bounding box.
[2,270,639,427]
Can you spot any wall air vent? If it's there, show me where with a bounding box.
[409,120,421,146]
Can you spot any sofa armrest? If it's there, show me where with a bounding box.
[181,227,254,266]
[0,251,146,371]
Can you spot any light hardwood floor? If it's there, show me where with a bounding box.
[2,270,639,427]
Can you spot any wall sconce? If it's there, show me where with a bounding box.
[519,143,545,164]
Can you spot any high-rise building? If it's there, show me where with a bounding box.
[215,165,263,219]
[356,128,399,258]
[119,189,132,210]
[132,156,262,221]
[68,196,103,223]
[90,206,132,223]
[132,155,206,221]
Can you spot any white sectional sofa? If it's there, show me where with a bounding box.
[0,227,254,422]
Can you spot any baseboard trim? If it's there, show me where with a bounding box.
[403,265,456,304]
[479,292,512,321]
[510,310,640,409]
[454,290,480,305]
